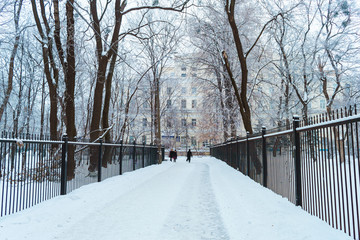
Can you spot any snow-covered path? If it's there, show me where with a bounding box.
[0,157,352,240]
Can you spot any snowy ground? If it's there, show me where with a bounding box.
[0,156,352,240]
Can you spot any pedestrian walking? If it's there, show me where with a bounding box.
[169,149,175,161]
[186,149,192,163]
[173,149,177,162]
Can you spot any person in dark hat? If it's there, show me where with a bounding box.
[186,149,192,163]
[173,149,178,162]
[169,149,174,161]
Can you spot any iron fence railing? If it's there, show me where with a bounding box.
[0,135,163,217]
[210,111,360,240]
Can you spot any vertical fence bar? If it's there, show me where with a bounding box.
[229,140,232,168]
[293,116,302,206]
[246,132,250,176]
[119,140,123,175]
[162,146,165,163]
[60,135,68,195]
[98,138,103,182]
[262,127,267,187]
[1,134,4,216]
[133,140,136,171]
[142,142,145,168]
[236,140,239,171]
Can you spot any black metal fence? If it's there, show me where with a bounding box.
[210,110,360,240]
[0,134,163,217]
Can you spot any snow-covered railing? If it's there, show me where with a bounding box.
[210,113,360,240]
[0,137,162,217]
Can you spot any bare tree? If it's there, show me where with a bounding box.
[224,0,283,136]
[0,0,23,122]
[87,0,189,171]
[31,0,59,142]
[31,0,77,178]
[139,12,183,163]
[316,0,358,115]
[187,11,239,142]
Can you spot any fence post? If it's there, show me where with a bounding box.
[133,140,136,171]
[60,135,68,195]
[142,141,145,168]
[119,140,123,175]
[246,132,250,176]
[162,146,165,163]
[229,140,232,167]
[262,127,267,187]
[98,138,103,182]
[293,116,302,206]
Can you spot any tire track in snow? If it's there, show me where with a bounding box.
[158,162,230,240]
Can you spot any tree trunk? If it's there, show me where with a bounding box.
[222,50,261,173]
[40,75,46,138]
[215,68,228,141]
[224,75,236,138]
[89,60,107,172]
[154,78,162,164]
[31,0,59,142]
[225,0,253,135]
[89,0,124,173]
[102,45,119,167]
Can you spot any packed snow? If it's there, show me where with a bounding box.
[0,156,352,240]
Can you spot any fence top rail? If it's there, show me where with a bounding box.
[296,113,360,132]
[211,129,293,148]
[0,138,161,149]
[100,142,159,148]
[263,129,293,139]
[248,136,262,141]
[210,114,360,149]
[0,138,63,145]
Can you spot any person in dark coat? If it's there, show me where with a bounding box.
[173,149,177,162]
[169,149,174,161]
[186,149,193,163]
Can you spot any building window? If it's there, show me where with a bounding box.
[192,87,197,94]
[181,66,186,71]
[191,137,196,146]
[167,87,172,95]
[182,87,186,94]
[192,100,197,108]
[181,118,186,127]
[143,118,148,127]
[192,119,196,126]
[181,136,187,145]
[129,136,135,143]
[167,99,172,108]
[167,120,172,128]
[181,73,187,77]
[181,99,186,109]
[142,135,146,144]
[320,99,326,109]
